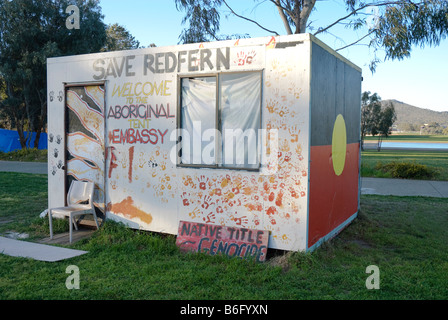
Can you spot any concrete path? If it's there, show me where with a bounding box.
[0,160,47,174]
[1,160,447,198]
[0,161,95,261]
[0,236,88,262]
[361,177,448,198]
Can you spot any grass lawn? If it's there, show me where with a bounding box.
[362,134,448,180]
[361,149,448,180]
[364,134,448,143]
[0,172,447,300]
[0,148,47,162]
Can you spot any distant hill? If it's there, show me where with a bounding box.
[381,99,448,131]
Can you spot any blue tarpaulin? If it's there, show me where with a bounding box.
[0,129,48,152]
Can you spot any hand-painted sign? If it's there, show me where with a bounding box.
[176,220,269,262]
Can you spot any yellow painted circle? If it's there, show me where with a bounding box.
[332,114,347,176]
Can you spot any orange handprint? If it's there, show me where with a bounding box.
[203,212,216,224]
[181,192,190,206]
[201,195,213,210]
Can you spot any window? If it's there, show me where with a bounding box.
[178,71,262,170]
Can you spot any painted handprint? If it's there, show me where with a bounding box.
[189,207,200,219]
[201,195,213,210]
[203,212,216,224]
[181,192,190,206]
[231,214,248,226]
[234,50,257,66]
[198,175,209,191]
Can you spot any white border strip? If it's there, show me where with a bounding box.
[306,211,358,253]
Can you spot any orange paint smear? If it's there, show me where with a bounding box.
[107,196,152,224]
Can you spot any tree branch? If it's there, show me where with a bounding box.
[313,1,414,36]
[268,0,293,34]
[268,0,294,17]
[222,0,280,36]
[335,29,377,51]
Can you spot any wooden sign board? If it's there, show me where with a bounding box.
[176,221,269,262]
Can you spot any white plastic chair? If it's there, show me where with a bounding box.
[48,180,99,243]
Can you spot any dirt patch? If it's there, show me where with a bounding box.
[350,239,372,249]
[267,251,293,273]
[2,231,29,239]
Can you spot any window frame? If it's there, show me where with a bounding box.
[176,70,263,171]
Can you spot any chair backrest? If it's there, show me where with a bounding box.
[67,180,94,206]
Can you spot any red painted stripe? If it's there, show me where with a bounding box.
[308,142,360,248]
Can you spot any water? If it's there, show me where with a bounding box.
[380,142,448,149]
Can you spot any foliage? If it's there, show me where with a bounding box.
[398,122,419,132]
[102,23,141,52]
[375,102,397,151]
[175,0,222,43]
[174,1,448,72]
[0,148,47,162]
[420,122,448,135]
[374,1,448,61]
[0,1,144,150]
[0,0,107,149]
[361,148,448,181]
[375,161,439,179]
[361,91,382,150]
[361,91,396,151]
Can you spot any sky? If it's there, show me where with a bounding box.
[98,0,448,113]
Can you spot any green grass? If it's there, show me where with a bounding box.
[361,149,448,181]
[0,148,47,162]
[0,172,49,236]
[1,172,447,300]
[364,134,448,143]
[363,134,448,180]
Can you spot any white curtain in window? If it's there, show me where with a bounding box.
[181,77,217,165]
[221,72,261,168]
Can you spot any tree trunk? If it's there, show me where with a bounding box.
[298,0,316,33]
[275,0,316,34]
[275,0,293,34]
[377,136,383,152]
[34,131,41,149]
[6,83,29,149]
[35,90,47,149]
[16,120,28,149]
[24,93,35,149]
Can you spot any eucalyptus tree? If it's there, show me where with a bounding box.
[175,0,448,71]
[0,0,106,148]
[361,91,396,151]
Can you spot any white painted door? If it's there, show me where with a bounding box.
[65,84,106,215]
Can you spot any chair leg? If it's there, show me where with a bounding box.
[72,216,79,231]
[93,212,100,229]
[69,213,73,244]
[48,210,53,239]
